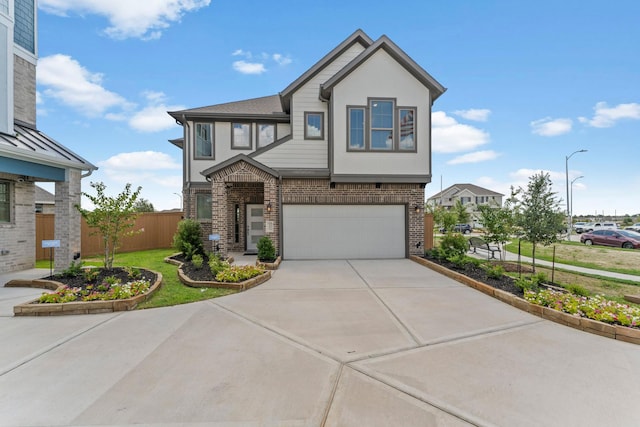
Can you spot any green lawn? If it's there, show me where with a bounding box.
[38,249,236,309]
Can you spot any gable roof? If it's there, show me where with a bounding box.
[0,121,97,172]
[320,35,446,102]
[279,29,374,113]
[35,185,55,204]
[169,95,288,123]
[201,154,279,179]
[428,183,504,200]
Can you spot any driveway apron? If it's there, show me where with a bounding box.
[0,259,639,426]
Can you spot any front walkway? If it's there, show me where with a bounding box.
[1,259,639,426]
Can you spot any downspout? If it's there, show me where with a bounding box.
[182,114,190,217]
[318,87,332,180]
[278,175,283,258]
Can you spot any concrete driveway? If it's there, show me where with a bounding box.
[1,259,639,426]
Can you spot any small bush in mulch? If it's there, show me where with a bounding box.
[423,252,524,297]
[170,253,264,283]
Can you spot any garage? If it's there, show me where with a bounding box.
[282,205,406,260]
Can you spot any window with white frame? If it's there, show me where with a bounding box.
[196,193,212,220]
[347,99,417,152]
[0,181,10,223]
[304,112,324,140]
[232,123,252,149]
[195,123,213,158]
[257,124,275,148]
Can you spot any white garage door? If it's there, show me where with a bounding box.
[283,205,406,260]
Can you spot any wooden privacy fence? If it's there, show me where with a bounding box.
[36,211,184,260]
[423,213,434,250]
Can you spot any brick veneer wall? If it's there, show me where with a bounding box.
[13,54,36,126]
[281,179,425,256]
[226,182,264,252]
[54,169,82,272]
[0,175,35,273]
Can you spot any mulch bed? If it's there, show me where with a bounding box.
[44,267,157,289]
[169,253,229,282]
[423,254,527,298]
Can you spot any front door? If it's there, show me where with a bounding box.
[246,204,264,253]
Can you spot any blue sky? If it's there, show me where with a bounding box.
[35,0,640,216]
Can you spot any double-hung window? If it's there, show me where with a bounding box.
[232,123,252,149]
[370,99,394,150]
[195,123,213,158]
[0,181,10,223]
[257,124,275,148]
[347,98,417,152]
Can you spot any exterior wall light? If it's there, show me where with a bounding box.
[267,201,272,213]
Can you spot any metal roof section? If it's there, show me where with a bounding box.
[320,35,446,102]
[169,95,288,123]
[0,122,97,172]
[279,29,374,113]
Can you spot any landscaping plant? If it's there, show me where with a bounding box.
[257,236,276,262]
[172,219,204,261]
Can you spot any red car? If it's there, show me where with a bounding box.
[580,229,640,249]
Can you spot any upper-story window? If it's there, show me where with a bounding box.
[347,107,365,150]
[304,112,324,140]
[0,181,11,223]
[195,123,213,158]
[14,0,35,54]
[347,99,417,152]
[460,197,471,205]
[257,124,276,148]
[232,123,252,149]
[371,99,394,150]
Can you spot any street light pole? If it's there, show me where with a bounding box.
[565,150,587,240]
[173,192,183,211]
[570,175,584,232]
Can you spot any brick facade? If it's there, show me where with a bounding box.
[186,166,425,258]
[13,54,36,126]
[54,169,82,271]
[0,174,35,273]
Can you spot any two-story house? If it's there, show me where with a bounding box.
[169,30,445,260]
[0,0,96,273]
[427,183,504,227]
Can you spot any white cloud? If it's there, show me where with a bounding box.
[447,150,500,165]
[232,49,247,57]
[232,60,267,75]
[453,108,491,122]
[128,91,185,132]
[578,102,640,128]
[272,53,292,66]
[98,151,181,171]
[37,54,131,117]
[432,111,490,153]
[39,0,210,40]
[530,117,573,136]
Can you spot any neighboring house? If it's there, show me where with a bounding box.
[427,183,503,227]
[0,0,97,273]
[35,185,55,213]
[169,29,445,260]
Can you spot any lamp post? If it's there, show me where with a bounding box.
[570,175,584,235]
[173,192,183,211]
[565,150,587,240]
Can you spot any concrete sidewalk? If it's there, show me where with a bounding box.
[1,259,639,426]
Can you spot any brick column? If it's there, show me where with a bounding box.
[211,178,227,256]
[264,177,280,255]
[408,187,425,256]
[54,169,82,272]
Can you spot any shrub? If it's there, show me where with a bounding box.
[173,219,204,261]
[215,265,265,283]
[61,260,83,278]
[103,275,121,286]
[191,254,204,269]
[124,266,141,280]
[209,255,230,277]
[439,233,468,259]
[565,284,590,297]
[446,254,468,269]
[485,264,505,280]
[515,276,539,292]
[257,236,276,262]
[83,268,100,283]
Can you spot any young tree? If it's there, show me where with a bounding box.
[511,172,564,272]
[477,199,515,260]
[453,199,471,225]
[133,198,155,212]
[77,182,142,270]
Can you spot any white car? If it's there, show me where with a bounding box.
[625,223,640,232]
[583,222,618,233]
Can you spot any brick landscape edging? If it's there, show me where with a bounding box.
[410,255,640,345]
[256,256,281,270]
[176,266,271,291]
[8,271,164,316]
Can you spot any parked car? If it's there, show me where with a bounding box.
[625,223,640,232]
[440,224,473,234]
[580,229,640,249]
[573,222,587,232]
[580,222,618,233]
